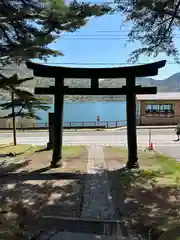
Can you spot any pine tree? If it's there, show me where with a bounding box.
[0,72,50,119]
[0,94,50,120]
[0,73,50,144]
[0,0,111,66]
[116,0,180,62]
[0,0,112,144]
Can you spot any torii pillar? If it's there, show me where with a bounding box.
[52,77,64,167]
[126,76,138,168]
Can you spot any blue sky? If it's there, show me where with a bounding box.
[42,5,180,80]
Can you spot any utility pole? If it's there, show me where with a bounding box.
[11,91,17,146]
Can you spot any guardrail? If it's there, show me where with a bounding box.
[0,120,131,130]
[63,120,127,128]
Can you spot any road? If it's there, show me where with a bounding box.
[1,128,180,159]
[0,128,178,146]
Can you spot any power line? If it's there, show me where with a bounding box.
[64,31,180,35]
[59,33,180,40]
[67,0,134,3]
[61,34,180,37]
[82,0,136,3]
[57,37,180,40]
[62,37,130,39]
[63,34,130,36]
[38,62,179,65]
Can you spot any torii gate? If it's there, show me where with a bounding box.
[26,60,166,169]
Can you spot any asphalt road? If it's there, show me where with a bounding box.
[0,128,178,147]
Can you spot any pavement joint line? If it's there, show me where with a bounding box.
[42,216,124,223]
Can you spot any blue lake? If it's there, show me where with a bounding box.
[36,101,128,123]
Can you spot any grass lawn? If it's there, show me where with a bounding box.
[104,146,180,234]
[0,144,88,173]
[61,146,88,173]
[0,144,43,158]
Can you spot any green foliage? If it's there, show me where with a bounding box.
[0,98,50,120]
[0,72,50,120]
[0,0,111,66]
[116,0,180,62]
[0,72,34,91]
[0,94,50,120]
[0,99,49,120]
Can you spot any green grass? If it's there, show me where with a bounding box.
[61,146,88,173]
[62,146,85,158]
[105,146,180,231]
[106,146,180,184]
[0,144,44,161]
[0,145,88,172]
[0,145,84,158]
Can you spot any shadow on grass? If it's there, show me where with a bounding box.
[35,147,50,153]
[2,170,86,181]
[0,161,88,238]
[1,159,179,239]
[0,152,25,158]
[0,160,31,176]
[0,163,130,238]
[107,167,180,239]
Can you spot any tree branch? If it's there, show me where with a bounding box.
[165,0,180,34]
[17,105,24,115]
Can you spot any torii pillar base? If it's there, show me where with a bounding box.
[50,162,63,168]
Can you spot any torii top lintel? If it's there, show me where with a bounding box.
[26,60,166,79]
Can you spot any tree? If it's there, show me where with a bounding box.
[116,0,180,62]
[0,73,50,145]
[0,94,50,120]
[0,0,111,123]
[0,0,111,66]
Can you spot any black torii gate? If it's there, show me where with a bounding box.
[26,60,166,169]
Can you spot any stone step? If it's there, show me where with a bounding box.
[40,231,126,240]
[40,216,127,236]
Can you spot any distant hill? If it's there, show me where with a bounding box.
[101,73,180,92]
[1,64,180,101]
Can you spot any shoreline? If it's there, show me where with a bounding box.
[63,99,125,103]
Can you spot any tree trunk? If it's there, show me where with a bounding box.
[11,91,17,146]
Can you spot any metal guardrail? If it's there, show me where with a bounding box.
[63,120,127,128]
[0,120,130,130]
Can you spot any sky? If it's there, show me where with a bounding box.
[39,2,180,80]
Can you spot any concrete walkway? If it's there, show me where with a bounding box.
[41,145,126,239]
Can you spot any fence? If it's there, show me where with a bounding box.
[0,120,130,130]
[63,120,127,128]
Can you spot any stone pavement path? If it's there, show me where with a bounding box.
[81,144,115,219]
[41,145,126,240]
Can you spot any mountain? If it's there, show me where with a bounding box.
[1,64,180,101]
[156,73,180,92]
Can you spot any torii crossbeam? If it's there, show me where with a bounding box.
[26,60,166,169]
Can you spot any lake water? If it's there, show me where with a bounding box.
[36,101,128,124]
